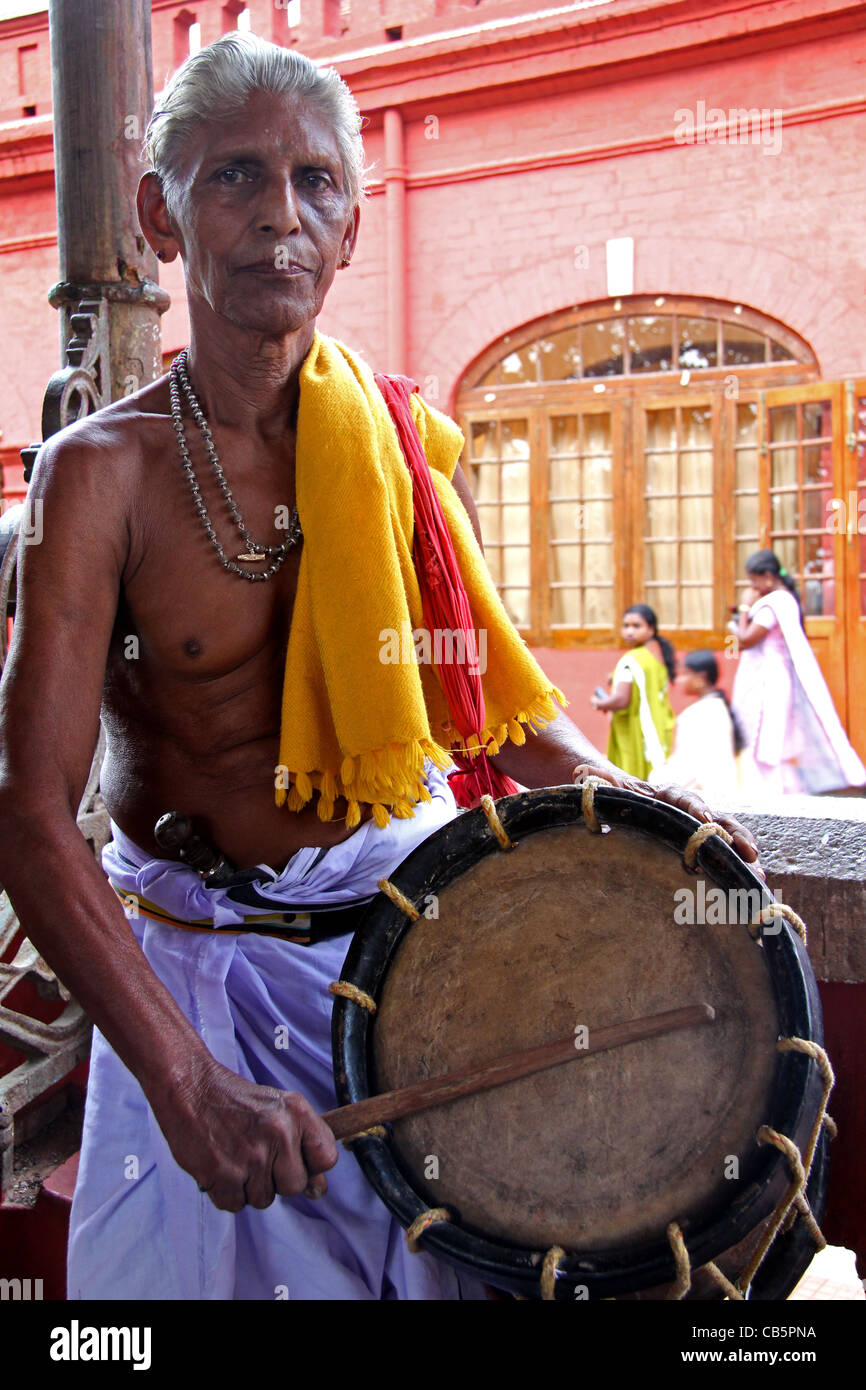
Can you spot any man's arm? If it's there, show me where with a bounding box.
[450,464,760,866]
[0,430,337,1210]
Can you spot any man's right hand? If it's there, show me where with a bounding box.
[151,1059,340,1212]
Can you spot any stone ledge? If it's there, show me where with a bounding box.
[715,797,866,984]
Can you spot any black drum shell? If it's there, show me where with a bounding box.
[332,785,828,1300]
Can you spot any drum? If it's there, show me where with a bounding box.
[330,785,833,1300]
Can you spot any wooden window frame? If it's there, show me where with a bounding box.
[457,300,821,649]
[631,391,726,641]
[460,295,817,398]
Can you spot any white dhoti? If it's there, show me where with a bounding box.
[67,764,488,1300]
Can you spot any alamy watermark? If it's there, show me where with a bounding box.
[379,621,487,675]
[19,497,43,546]
[49,1321,151,1370]
[1,1277,43,1299]
[674,101,783,156]
[673,881,784,929]
[825,492,866,535]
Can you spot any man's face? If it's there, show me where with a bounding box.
[167,88,358,335]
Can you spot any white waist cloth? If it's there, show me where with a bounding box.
[101,760,464,925]
[67,763,487,1300]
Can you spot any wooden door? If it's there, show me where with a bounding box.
[630,392,725,641]
[459,395,628,646]
[459,407,538,639]
[840,379,866,758]
[542,397,627,645]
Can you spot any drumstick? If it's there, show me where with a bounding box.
[323,1002,714,1141]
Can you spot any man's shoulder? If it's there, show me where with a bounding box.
[30,377,169,493]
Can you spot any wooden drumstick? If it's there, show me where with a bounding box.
[323,1002,715,1141]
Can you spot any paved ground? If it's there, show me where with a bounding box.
[788,1244,864,1300]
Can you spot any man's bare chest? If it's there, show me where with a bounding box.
[118,423,302,681]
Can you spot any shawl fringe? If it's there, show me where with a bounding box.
[275,683,567,825]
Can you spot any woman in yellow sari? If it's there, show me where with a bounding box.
[591,604,675,779]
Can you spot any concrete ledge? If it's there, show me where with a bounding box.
[716,796,866,984]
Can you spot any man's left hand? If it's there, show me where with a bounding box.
[571,761,763,876]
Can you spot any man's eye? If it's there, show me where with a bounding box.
[304,173,330,189]
[217,167,248,185]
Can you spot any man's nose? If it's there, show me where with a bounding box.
[257,175,301,237]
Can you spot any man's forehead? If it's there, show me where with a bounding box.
[193,92,342,167]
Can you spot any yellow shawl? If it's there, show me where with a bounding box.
[276,331,566,827]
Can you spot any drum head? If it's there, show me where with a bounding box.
[332,787,825,1298]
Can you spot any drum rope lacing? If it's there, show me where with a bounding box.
[540,1246,566,1301]
[328,980,377,1013]
[341,1124,387,1148]
[666,1224,744,1300]
[681,829,809,943]
[377,877,421,920]
[373,796,520,927]
[682,827,809,947]
[777,1038,836,1234]
[576,776,603,833]
[683,821,733,867]
[480,793,515,849]
[749,901,807,945]
[662,1035,835,1301]
[405,1207,452,1252]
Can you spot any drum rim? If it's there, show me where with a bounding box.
[332,785,825,1299]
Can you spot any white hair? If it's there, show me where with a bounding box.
[143,32,372,215]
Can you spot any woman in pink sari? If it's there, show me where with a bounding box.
[731,550,865,795]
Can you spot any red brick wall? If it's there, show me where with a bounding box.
[338,28,866,397]
[3,1,865,439]
[0,11,51,122]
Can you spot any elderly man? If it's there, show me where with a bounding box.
[0,33,757,1300]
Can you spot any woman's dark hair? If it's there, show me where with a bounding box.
[624,603,676,683]
[684,649,719,686]
[684,649,746,753]
[745,549,805,627]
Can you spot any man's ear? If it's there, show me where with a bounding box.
[340,202,361,265]
[137,171,181,265]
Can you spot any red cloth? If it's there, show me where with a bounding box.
[374,373,520,808]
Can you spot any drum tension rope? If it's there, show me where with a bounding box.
[377,877,421,920]
[683,821,733,868]
[405,1207,452,1252]
[576,775,603,833]
[663,1034,835,1300]
[480,794,515,850]
[540,1246,566,1300]
[340,1125,388,1148]
[749,901,807,946]
[328,980,377,1013]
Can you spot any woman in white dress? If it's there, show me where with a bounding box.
[730,550,865,795]
[649,650,742,804]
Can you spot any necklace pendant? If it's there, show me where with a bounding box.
[171,351,298,583]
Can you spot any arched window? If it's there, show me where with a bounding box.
[470,301,810,386]
[456,297,820,645]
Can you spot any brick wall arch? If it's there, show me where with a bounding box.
[431,236,861,411]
